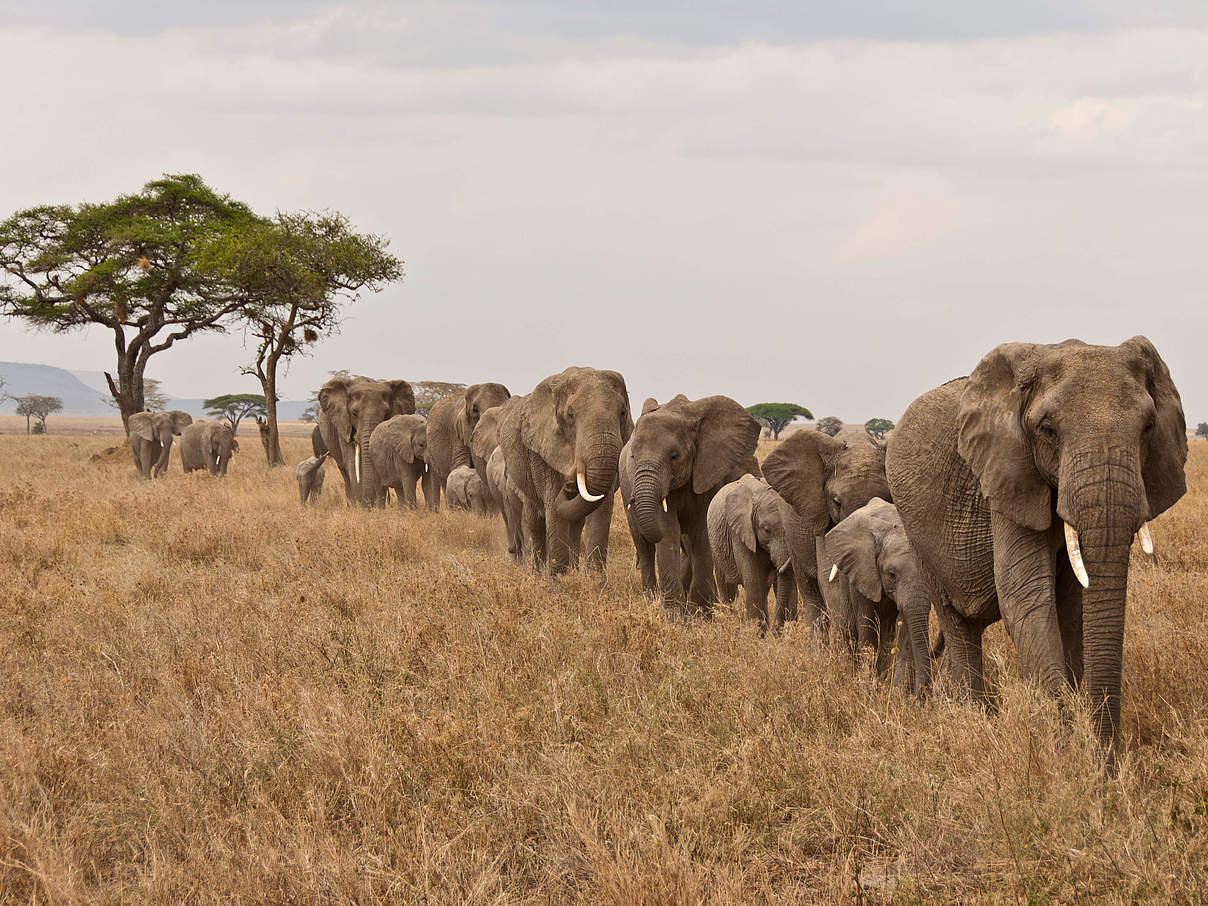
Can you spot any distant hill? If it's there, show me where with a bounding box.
[0,362,113,415]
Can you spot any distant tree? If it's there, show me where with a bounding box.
[816,416,843,437]
[865,417,895,441]
[203,393,266,436]
[413,380,468,415]
[14,394,63,434]
[202,211,403,465]
[299,401,319,423]
[746,402,813,440]
[1197,422,1208,439]
[0,174,259,433]
[108,376,169,412]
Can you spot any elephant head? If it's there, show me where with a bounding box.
[518,366,632,517]
[456,383,511,461]
[624,395,761,542]
[956,336,1186,744]
[130,409,193,477]
[209,421,238,474]
[762,429,891,534]
[318,375,415,504]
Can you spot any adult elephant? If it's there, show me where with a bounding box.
[886,337,1186,755]
[761,429,891,640]
[708,474,800,630]
[128,410,193,480]
[499,367,632,575]
[317,375,416,505]
[826,498,931,694]
[180,420,239,475]
[619,394,761,612]
[367,414,428,508]
[425,383,511,511]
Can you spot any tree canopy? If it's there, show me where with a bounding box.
[864,417,895,440]
[203,393,266,435]
[1197,422,1208,438]
[14,394,63,433]
[0,174,257,432]
[746,402,813,440]
[413,381,468,415]
[815,416,843,437]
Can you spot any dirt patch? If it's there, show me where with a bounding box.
[90,444,130,464]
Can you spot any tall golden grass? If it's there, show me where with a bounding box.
[0,435,1205,904]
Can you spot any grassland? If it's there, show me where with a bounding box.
[0,436,1206,904]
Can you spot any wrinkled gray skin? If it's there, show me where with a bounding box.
[128,410,193,479]
[297,453,328,505]
[826,499,931,694]
[619,395,761,614]
[887,337,1187,756]
[318,375,416,506]
[762,429,892,649]
[486,444,528,564]
[471,400,517,521]
[311,424,327,458]
[447,466,489,515]
[500,367,632,575]
[181,420,239,475]
[708,474,800,631]
[367,414,428,508]
[425,382,511,511]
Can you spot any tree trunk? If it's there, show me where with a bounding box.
[106,347,146,436]
[261,357,286,466]
[24,412,30,434]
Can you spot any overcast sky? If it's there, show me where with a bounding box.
[1,2,1206,420]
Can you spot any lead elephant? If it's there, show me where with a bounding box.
[367,414,428,508]
[180,420,239,475]
[447,466,489,515]
[128,410,193,479]
[425,382,511,510]
[619,394,761,612]
[826,498,931,693]
[499,367,632,575]
[761,429,892,642]
[317,375,416,505]
[886,337,1186,756]
[708,474,800,631]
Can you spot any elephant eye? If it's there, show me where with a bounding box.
[670,451,679,461]
[832,495,841,508]
[1038,418,1056,439]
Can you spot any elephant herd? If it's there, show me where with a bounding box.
[128,411,239,479]
[129,335,1190,760]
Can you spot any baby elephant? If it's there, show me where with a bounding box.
[180,419,239,475]
[297,452,329,505]
[825,498,932,695]
[367,414,428,508]
[446,465,489,515]
[708,474,799,631]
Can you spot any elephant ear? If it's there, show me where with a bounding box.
[641,397,660,416]
[453,400,473,448]
[130,414,154,443]
[600,370,634,442]
[957,342,1052,532]
[411,422,427,463]
[824,510,883,603]
[761,429,844,533]
[521,374,575,477]
[691,396,761,495]
[172,411,193,434]
[724,478,759,552]
[389,380,416,416]
[319,377,353,443]
[1122,336,1187,518]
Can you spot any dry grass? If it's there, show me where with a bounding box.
[0,436,1206,904]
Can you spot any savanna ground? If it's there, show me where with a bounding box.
[0,435,1206,904]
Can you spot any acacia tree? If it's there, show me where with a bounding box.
[412,380,468,416]
[204,212,403,465]
[0,174,257,434]
[816,416,843,437]
[1197,422,1208,439]
[108,376,169,412]
[746,402,813,440]
[15,395,63,434]
[864,417,895,440]
[203,393,266,436]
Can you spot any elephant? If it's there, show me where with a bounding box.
[486,444,528,564]
[311,424,327,458]
[447,465,489,515]
[619,394,761,612]
[180,419,239,475]
[367,414,429,508]
[317,375,416,506]
[707,474,800,631]
[885,337,1186,755]
[128,410,193,479]
[425,383,511,511]
[499,367,632,575]
[297,453,328,505]
[825,498,931,694]
[761,429,892,647]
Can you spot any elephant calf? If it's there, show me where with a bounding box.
[825,498,932,693]
[180,419,239,475]
[447,466,489,515]
[297,453,328,505]
[367,414,428,508]
[708,474,799,631]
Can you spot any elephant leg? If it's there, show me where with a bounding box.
[684,514,716,610]
[871,598,898,678]
[582,493,614,572]
[927,568,987,701]
[714,565,738,607]
[545,502,575,576]
[566,514,585,571]
[425,472,441,511]
[736,550,770,628]
[991,513,1068,696]
[154,439,172,477]
[796,572,827,637]
[1055,556,1084,686]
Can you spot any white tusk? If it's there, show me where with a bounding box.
[1064,522,1090,589]
[1137,522,1154,555]
[778,561,791,575]
[576,471,604,502]
[354,446,361,485]
[829,564,839,582]
[424,462,428,473]
[662,497,668,513]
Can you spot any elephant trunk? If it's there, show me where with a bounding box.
[772,568,795,629]
[900,584,933,697]
[632,464,667,542]
[358,429,379,506]
[579,423,622,500]
[1057,444,1145,753]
